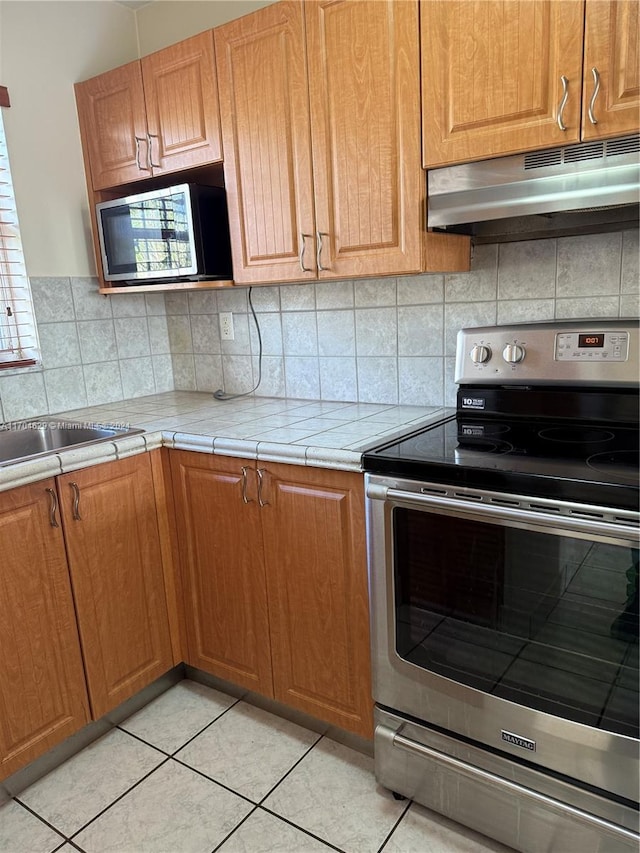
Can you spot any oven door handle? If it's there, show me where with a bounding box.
[389,728,638,844]
[368,484,639,540]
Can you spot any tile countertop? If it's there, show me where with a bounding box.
[0,392,451,492]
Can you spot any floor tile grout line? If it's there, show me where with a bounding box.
[115,691,243,759]
[255,730,325,807]
[170,755,258,808]
[63,756,172,842]
[60,839,85,853]
[11,799,68,848]
[113,725,172,757]
[376,797,413,852]
[169,695,244,757]
[258,804,348,853]
[11,695,368,853]
[209,803,261,853]
[115,699,240,758]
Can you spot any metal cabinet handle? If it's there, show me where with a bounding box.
[147,133,161,169]
[70,482,82,521]
[316,231,329,272]
[556,75,569,131]
[588,67,601,125]
[241,466,254,504]
[257,468,269,507]
[299,233,313,272]
[45,487,59,528]
[134,136,150,171]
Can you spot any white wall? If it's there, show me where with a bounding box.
[136,0,277,55]
[0,1,139,277]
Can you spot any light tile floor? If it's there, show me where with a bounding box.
[0,680,512,853]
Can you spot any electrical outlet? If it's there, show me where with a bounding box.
[219,312,235,341]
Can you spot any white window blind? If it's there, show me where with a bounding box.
[0,106,38,369]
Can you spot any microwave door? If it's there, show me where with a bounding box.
[99,189,198,282]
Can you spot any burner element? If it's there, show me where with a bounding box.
[539,427,615,445]
[587,450,640,484]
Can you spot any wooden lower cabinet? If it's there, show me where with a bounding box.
[261,463,373,738]
[170,451,373,739]
[58,453,174,720]
[0,480,89,781]
[170,452,273,696]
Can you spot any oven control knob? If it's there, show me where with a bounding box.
[503,343,525,364]
[470,344,491,364]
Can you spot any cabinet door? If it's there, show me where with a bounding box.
[75,61,151,190]
[142,30,223,174]
[170,452,273,696]
[0,481,89,780]
[215,1,316,284]
[307,0,423,278]
[422,0,584,166]
[582,0,640,140]
[261,464,373,738]
[59,455,173,719]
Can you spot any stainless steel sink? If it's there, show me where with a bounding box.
[0,417,144,467]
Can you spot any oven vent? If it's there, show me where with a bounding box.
[562,141,604,163]
[489,498,521,507]
[569,509,606,520]
[392,482,639,529]
[524,149,563,170]
[607,133,640,156]
[522,134,640,170]
[529,503,561,513]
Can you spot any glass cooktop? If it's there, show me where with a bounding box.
[362,415,640,511]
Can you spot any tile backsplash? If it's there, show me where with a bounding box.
[165,230,639,409]
[0,278,173,422]
[0,231,637,422]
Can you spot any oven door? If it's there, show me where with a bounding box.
[366,473,639,804]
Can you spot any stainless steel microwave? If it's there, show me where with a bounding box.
[96,183,233,285]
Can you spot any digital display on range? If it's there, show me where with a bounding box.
[578,333,605,348]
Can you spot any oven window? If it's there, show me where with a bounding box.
[393,508,639,738]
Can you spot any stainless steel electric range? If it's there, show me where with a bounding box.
[363,320,639,853]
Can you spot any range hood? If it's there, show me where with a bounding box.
[427,134,640,243]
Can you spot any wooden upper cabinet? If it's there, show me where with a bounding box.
[75,61,150,190]
[0,481,89,780]
[261,464,373,738]
[306,0,423,278]
[217,0,466,284]
[422,0,585,166]
[58,454,174,719]
[582,0,640,140]
[141,30,222,174]
[170,452,274,697]
[215,2,316,284]
[76,32,222,191]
